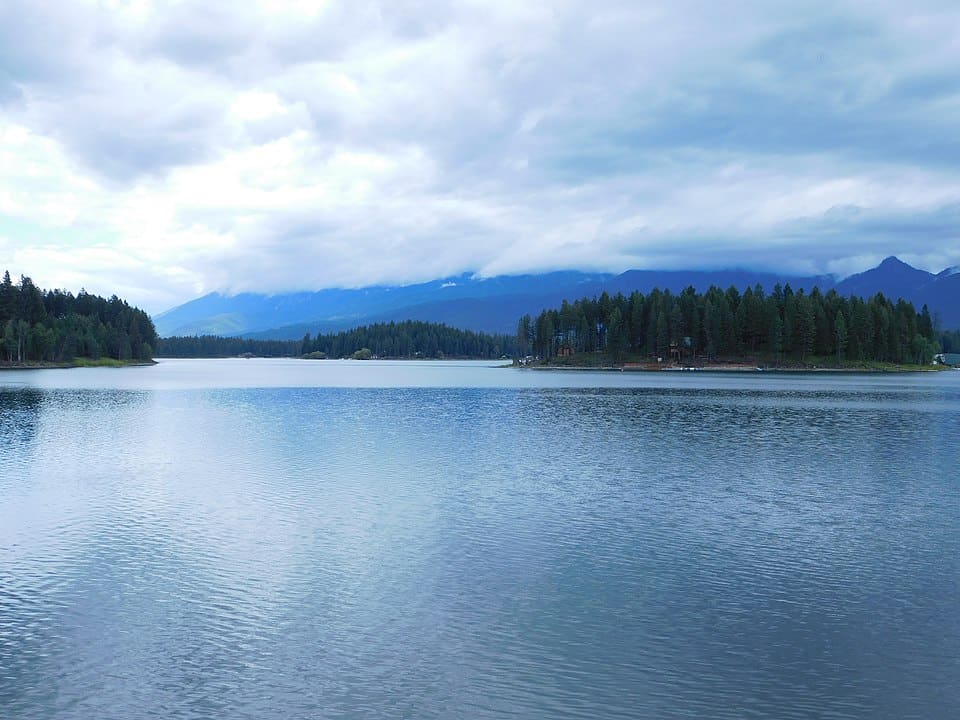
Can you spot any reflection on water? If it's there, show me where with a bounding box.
[1,362,959,719]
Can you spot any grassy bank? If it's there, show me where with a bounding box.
[71,357,157,368]
[0,358,157,370]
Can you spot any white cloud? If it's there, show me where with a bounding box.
[0,0,959,314]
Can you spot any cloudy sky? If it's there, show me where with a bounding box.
[1,0,959,313]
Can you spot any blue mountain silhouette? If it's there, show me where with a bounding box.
[154,257,959,338]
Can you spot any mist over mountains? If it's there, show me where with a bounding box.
[154,257,960,339]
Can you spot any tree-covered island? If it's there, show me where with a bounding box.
[0,272,157,367]
[518,284,948,370]
[146,283,957,371]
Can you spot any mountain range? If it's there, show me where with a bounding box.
[154,256,960,338]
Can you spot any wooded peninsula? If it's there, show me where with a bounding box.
[518,284,949,369]
[0,272,157,366]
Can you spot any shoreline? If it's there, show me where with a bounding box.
[524,363,948,374]
[0,359,158,370]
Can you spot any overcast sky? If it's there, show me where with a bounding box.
[1,0,959,313]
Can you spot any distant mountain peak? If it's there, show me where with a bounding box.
[853,256,934,282]
[878,256,909,268]
[840,256,934,289]
[154,256,960,337]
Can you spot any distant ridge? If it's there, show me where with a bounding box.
[835,256,935,302]
[835,256,959,328]
[154,257,960,338]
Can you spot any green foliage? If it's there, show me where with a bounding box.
[0,271,157,365]
[835,311,848,364]
[71,357,147,368]
[523,284,941,366]
[939,329,960,354]
[157,335,301,358]
[158,320,518,359]
[517,314,532,357]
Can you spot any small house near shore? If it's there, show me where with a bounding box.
[934,353,960,366]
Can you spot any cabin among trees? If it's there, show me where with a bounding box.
[519,284,942,366]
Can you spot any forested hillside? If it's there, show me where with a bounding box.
[0,272,157,364]
[158,320,517,359]
[520,284,942,366]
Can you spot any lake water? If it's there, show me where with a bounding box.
[2,359,959,719]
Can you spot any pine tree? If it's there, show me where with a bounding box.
[835,311,848,365]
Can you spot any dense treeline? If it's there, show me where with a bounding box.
[519,284,941,365]
[156,334,301,358]
[159,321,517,359]
[0,272,157,364]
[304,320,515,358]
[941,330,960,354]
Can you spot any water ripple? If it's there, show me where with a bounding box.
[1,370,958,719]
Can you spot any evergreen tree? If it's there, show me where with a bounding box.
[0,272,157,364]
[835,311,848,365]
[517,314,532,356]
[517,281,940,367]
[607,306,626,362]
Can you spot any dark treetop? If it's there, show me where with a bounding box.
[0,271,157,364]
[519,284,942,366]
[158,320,518,359]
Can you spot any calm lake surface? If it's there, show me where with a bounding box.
[2,359,959,719]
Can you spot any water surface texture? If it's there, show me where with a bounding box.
[2,360,959,719]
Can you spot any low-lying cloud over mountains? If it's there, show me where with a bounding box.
[155,256,960,338]
[2,2,960,313]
